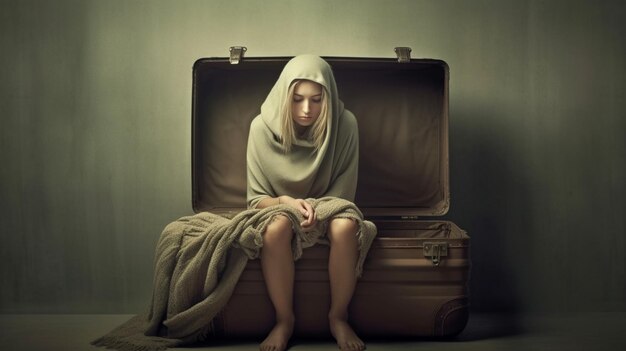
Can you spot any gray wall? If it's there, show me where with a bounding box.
[1,0,624,314]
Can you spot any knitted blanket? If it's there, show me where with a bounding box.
[92,197,377,351]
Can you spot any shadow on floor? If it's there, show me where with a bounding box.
[455,313,526,341]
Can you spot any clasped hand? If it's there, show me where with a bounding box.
[279,196,317,229]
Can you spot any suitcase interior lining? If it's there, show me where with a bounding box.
[192,60,449,216]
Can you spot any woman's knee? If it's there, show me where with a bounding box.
[263,215,294,247]
[328,218,358,244]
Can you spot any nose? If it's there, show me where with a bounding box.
[302,100,310,115]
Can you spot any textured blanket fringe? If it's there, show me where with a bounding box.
[91,336,179,351]
[355,228,369,277]
[89,313,184,351]
[90,337,171,351]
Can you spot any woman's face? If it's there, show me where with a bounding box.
[291,80,323,130]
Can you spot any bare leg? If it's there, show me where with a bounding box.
[327,218,365,351]
[260,215,295,351]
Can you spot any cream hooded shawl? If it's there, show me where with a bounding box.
[247,55,358,209]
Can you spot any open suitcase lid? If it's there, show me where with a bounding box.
[192,47,449,218]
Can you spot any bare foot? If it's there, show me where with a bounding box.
[260,319,294,351]
[329,317,365,351]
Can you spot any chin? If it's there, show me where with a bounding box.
[295,119,315,128]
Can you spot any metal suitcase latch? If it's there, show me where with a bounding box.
[229,46,247,64]
[424,242,448,266]
[394,47,412,63]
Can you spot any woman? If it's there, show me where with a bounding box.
[246,54,364,351]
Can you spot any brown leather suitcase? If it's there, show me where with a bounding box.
[191,47,471,338]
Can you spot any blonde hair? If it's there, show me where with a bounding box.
[280,80,330,152]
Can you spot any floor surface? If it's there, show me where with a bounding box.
[1,312,625,350]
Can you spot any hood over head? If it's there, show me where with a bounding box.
[260,54,344,146]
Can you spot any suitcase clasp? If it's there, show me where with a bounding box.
[229,46,247,64]
[424,242,448,266]
[394,47,412,63]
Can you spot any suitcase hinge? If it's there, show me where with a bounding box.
[229,46,247,64]
[394,47,412,63]
[424,242,448,266]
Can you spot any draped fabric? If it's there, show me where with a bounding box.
[247,54,359,209]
